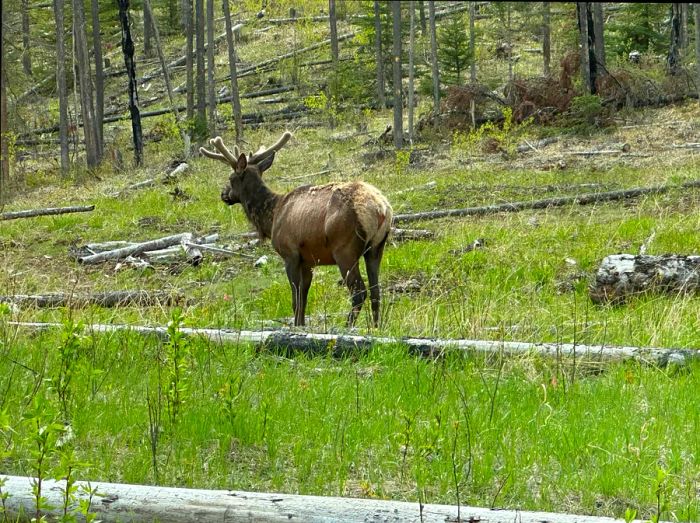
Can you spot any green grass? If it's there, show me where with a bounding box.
[2,99,699,521]
[2,325,699,521]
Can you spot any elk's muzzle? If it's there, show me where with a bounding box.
[221,185,235,205]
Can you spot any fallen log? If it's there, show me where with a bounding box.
[77,233,193,265]
[0,291,183,308]
[1,475,661,523]
[115,162,189,196]
[393,180,700,224]
[10,322,697,366]
[391,228,435,241]
[516,137,558,153]
[0,205,95,221]
[590,254,700,304]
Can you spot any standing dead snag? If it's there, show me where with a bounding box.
[200,132,393,327]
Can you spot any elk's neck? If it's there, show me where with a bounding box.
[240,176,280,239]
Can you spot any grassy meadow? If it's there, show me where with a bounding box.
[2,101,700,521]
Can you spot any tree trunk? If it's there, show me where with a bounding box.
[679,3,688,50]
[590,254,700,304]
[54,0,69,175]
[91,0,104,160]
[542,2,551,76]
[78,233,194,264]
[428,1,440,114]
[0,0,9,202]
[168,0,178,30]
[73,0,100,168]
[592,2,605,70]
[185,0,194,119]
[143,0,181,131]
[222,0,243,141]
[469,2,476,82]
[1,205,95,220]
[206,0,217,134]
[144,1,154,57]
[668,4,682,75]
[408,0,415,144]
[0,291,183,308]
[695,3,700,103]
[391,0,403,149]
[195,0,207,134]
[118,0,144,166]
[22,0,32,76]
[417,0,426,34]
[329,0,339,68]
[373,1,386,108]
[10,326,697,366]
[577,2,592,93]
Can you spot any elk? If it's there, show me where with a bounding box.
[200,132,393,328]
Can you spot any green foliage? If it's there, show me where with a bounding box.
[164,308,190,427]
[452,106,532,159]
[568,95,604,128]
[394,148,411,175]
[438,14,472,86]
[606,3,669,56]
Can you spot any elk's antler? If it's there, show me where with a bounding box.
[249,131,292,164]
[199,137,242,167]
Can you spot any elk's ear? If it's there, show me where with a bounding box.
[257,152,276,174]
[235,153,248,174]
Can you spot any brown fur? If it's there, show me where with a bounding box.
[200,134,393,327]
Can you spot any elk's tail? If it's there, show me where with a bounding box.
[354,185,393,248]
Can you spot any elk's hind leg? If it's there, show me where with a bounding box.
[285,257,313,326]
[336,254,367,327]
[364,238,387,327]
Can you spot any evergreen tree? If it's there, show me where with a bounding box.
[438,14,472,86]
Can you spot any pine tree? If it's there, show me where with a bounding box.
[438,14,472,86]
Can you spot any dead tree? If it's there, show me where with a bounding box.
[696,3,700,102]
[144,2,154,57]
[428,1,440,113]
[668,4,682,75]
[185,0,194,120]
[195,0,207,133]
[373,1,386,108]
[91,0,104,160]
[206,0,217,134]
[1,0,10,201]
[73,0,100,168]
[118,0,144,166]
[22,0,32,76]
[222,0,243,141]
[391,0,403,149]
[577,2,597,94]
[542,2,551,75]
[417,0,426,34]
[329,0,339,68]
[408,0,415,144]
[592,2,605,70]
[54,0,70,174]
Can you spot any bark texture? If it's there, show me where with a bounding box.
[590,254,700,304]
[391,0,403,149]
[223,0,243,141]
[53,0,70,174]
[1,205,95,221]
[118,0,143,166]
[0,291,183,308]
[373,1,386,108]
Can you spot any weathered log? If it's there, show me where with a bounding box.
[590,254,700,304]
[77,233,193,264]
[2,475,661,523]
[0,291,183,308]
[0,205,95,221]
[116,162,189,196]
[516,137,558,153]
[183,241,257,260]
[391,228,435,241]
[393,180,700,224]
[10,322,697,366]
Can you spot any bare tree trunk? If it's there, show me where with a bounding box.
[577,2,592,93]
[206,0,217,134]
[592,2,605,70]
[668,3,682,75]
[185,0,194,119]
[373,1,386,108]
[469,2,476,82]
[22,0,33,76]
[73,0,100,168]
[54,0,70,175]
[222,0,242,142]
[0,0,9,201]
[507,4,513,84]
[543,1,551,76]
[679,3,688,50]
[696,4,700,104]
[329,0,339,68]
[143,0,181,130]
[181,0,188,29]
[91,0,104,161]
[118,0,144,166]
[428,1,439,115]
[391,0,403,149]
[195,0,207,134]
[408,0,415,144]
[144,2,154,57]
[417,0,426,34]
[168,0,178,31]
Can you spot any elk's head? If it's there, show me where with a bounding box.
[199,132,292,206]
